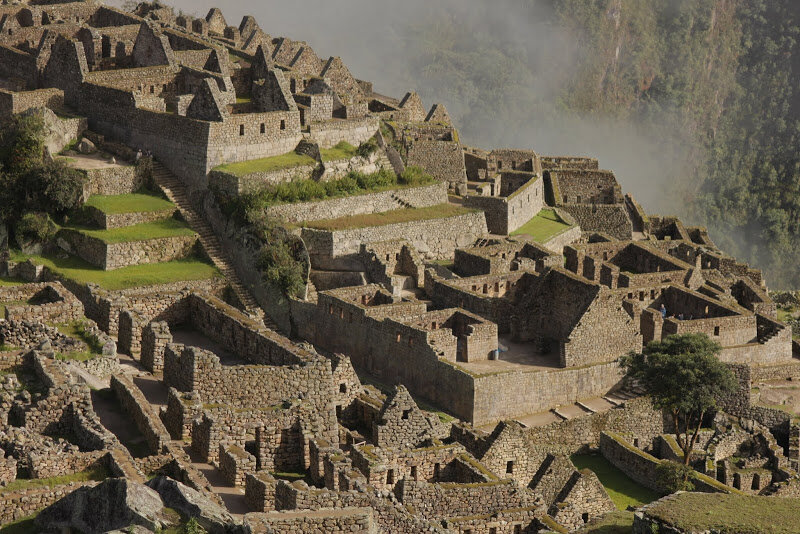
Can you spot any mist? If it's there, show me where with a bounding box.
[109,0,694,216]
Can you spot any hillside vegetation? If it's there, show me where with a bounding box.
[399,0,800,288]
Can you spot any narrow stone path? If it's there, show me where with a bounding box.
[151,161,278,331]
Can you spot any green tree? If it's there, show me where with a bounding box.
[620,333,737,465]
[656,460,695,493]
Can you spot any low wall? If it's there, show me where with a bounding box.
[0,282,84,324]
[302,210,488,261]
[81,164,145,198]
[266,182,447,224]
[85,205,176,230]
[244,507,377,533]
[0,88,64,117]
[209,163,318,196]
[599,432,735,495]
[110,374,171,454]
[58,229,198,270]
[0,481,100,525]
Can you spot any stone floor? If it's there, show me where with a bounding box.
[58,152,133,170]
[752,379,800,414]
[457,336,560,375]
[172,328,245,366]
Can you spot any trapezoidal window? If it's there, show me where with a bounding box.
[239,124,245,136]
[280,120,286,130]
[260,123,265,134]
[506,460,514,474]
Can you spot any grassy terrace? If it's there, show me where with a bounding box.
[320,141,357,162]
[9,251,221,291]
[512,208,573,242]
[68,218,195,244]
[214,151,316,177]
[0,464,109,495]
[302,204,476,231]
[84,192,174,214]
[0,276,22,287]
[645,493,800,533]
[571,454,660,510]
[578,511,634,533]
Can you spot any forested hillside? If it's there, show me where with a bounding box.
[395,0,800,288]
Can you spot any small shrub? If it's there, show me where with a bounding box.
[356,137,379,158]
[184,518,207,534]
[399,165,435,186]
[656,461,695,494]
[15,212,57,245]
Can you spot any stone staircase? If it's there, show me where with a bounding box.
[389,192,413,209]
[150,162,271,327]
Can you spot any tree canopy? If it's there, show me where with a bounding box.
[620,333,737,465]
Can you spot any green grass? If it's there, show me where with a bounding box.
[303,204,476,231]
[578,511,634,533]
[9,251,221,291]
[84,192,174,215]
[67,218,195,244]
[53,320,104,362]
[0,515,37,534]
[645,493,800,533]
[271,471,306,481]
[512,208,573,242]
[571,454,660,510]
[320,141,357,162]
[214,151,316,177]
[0,464,109,495]
[0,276,23,287]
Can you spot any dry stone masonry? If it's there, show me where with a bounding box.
[0,1,797,533]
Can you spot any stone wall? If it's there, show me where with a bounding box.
[57,228,198,270]
[162,344,333,411]
[308,116,379,149]
[243,507,377,533]
[0,87,64,117]
[472,362,624,425]
[219,442,256,487]
[0,481,100,525]
[84,205,175,230]
[208,162,318,196]
[140,321,171,372]
[407,140,467,188]
[110,374,170,454]
[80,163,144,198]
[301,210,488,261]
[599,432,734,494]
[561,204,632,240]
[0,282,84,324]
[265,182,448,224]
[394,478,540,521]
[464,177,544,235]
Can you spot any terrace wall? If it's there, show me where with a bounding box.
[301,210,488,261]
[264,182,447,224]
[57,229,197,270]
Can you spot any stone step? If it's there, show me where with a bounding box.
[152,161,270,328]
[575,401,595,414]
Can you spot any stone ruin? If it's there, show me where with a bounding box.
[0,1,796,533]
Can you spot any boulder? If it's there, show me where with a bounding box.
[146,476,236,534]
[35,478,177,534]
[102,339,118,357]
[78,138,97,154]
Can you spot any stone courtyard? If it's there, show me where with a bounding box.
[0,1,798,533]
